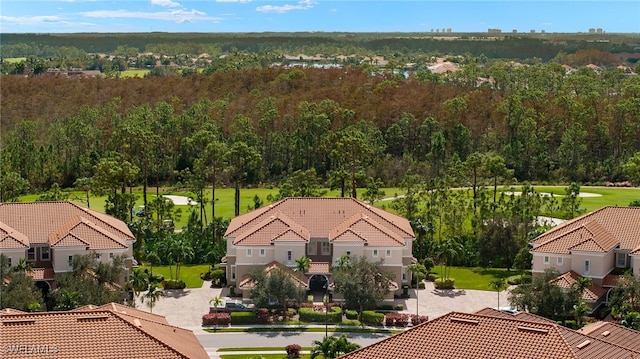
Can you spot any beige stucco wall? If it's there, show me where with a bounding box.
[2,248,25,268]
[52,247,80,273]
[571,251,612,281]
[332,243,364,261]
[531,253,572,274]
[273,242,306,267]
[631,255,639,277]
[235,246,274,265]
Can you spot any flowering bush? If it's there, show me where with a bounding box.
[202,313,231,326]
[384,313,410,327]
[285,344,301,358]
[256,308,272,324]
[410,314,429,325]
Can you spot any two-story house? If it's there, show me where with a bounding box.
[222,197,415,298]
[0,201,136,290]
[530,206,640,309]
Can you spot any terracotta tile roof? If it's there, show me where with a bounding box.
[340,310,640,359]
[0,303,208,359]
[551,271,607,302]
[27,267,56,281]
[237,261,308,289]
[0,202,134,249]
[531,206,640,254]
[0,221,29,249]
[602,273,621,287]
[578,321,640,352]
[226,198,413,247]
[308,262,330,274]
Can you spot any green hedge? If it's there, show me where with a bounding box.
[345,310,358,320]
[361,310,384,326]
[299,307,342,323]
[163,279,186,289]
[434,278,455,289]
[230,311,257,325]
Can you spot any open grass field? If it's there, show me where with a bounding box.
[119,69,150,78]
[4,57,27,63]
[18,185,640,230]
[138,264,210,288]
[430,266,529,291]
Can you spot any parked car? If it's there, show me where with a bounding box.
[209,300,254,313]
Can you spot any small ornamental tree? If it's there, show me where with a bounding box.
[286,344,302,359]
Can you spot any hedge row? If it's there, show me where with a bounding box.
[361,311,384,326]
[345,310,358,320]
[230,311,257,325]
[298,307,342,323]
[202,313,231,326]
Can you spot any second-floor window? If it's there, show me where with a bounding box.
[543,256,550,264]
[584,260,590,274]
[557,257,563,265]
[27,248,35,261]
[247,249,253,257]
[41,247,50,261]
[616,253,627,268]
[231,265,236,281]
[372,249,379,257]
[68,255,74,267]
[259,248,266,257]
[321,242,330,255]
[287,251,292,261]
[386,249,391,257]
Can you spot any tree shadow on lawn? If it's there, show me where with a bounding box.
[470,267,522,278]
[164,289,191,298]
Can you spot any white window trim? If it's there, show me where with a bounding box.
[616,253,627,268]
[372,249,379,258]
[287,251,292,261]
[7,258,11,267]
[386,249,392,258]
[247,249,253,257]
[27,248,35,261]
[41,247,50,261]
[259,248,266,257]
[109,252,114,259]
[584,260,590,275]
[557,257,563,265]
[68,255,74,267]
[231,265,236,281]
[543,256,550,264]
[401,266,408,283]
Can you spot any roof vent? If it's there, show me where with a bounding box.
[601,330,611,337]
[450,317,479,325]
[517,325,549,334]
[576,340,591,349]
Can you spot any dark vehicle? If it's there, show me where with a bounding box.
[210,300,254,313]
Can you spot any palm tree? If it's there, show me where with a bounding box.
[408,263,427,317]
[209,296,224,329]
[489,277,508,309]
[141,284,165,313]
[145,251,161,280]
[310,335,360,359]
[573,300,589,328]
[294,256,311,275]
[12,258,33,273]
[171,234,194,280]
[127,268,149,306]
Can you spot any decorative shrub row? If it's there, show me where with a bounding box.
[230,311,257,325]
[202,313,231,326]
[163,279,186,290]
[360,310,384,326]
[345,310,358,320]
[385,313,410,327]
[506,274,531,285]
[411,314,429,325]
[298,307,342,323]
[256,308,272,324]
[434,278,455,289]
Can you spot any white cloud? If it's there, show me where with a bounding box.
[151,0,181,7]
[216,0,252,2]
[80,9,221,23]
[256,0,316,13]
[0,15,65,26]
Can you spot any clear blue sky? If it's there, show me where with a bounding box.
[1,1,638,34]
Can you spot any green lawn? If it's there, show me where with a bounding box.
[430,266,528,291]
[138,264,209,288]
[4,57,26,63]
[120,69,150,78]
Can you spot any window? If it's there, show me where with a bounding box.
[109,253,114,259]
[247,249,253,257]
[7,258,11,267]
[557,257,563,265]
[543,256,550,264]
[41,247,50,261]
[287,251,292,261]
[68,255,74,267]
[386,249,392,257]
[584,260,590,274]
[321,242,331,255]
[346,251,351,257]
[372,249,379,258]
[231,265,236,281]
[616,253,627,268]
[27,248,35,261]
[259,248,266,257]
[308,242,316,255]
[402,266,408,283]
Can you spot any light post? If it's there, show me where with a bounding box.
[323,292,329,338]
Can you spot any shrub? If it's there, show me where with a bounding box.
[410,314,429,325]
[384,313,410,327]
[434,278,455,289]
[202,313,231,326]
[345,310,359,320]
[427,273,438,282]
[256,308,272,324]
[395,304,404,311]
[378,304,394,311]
[163,279,186,290]
[360,310,384,326]
[506,274,531,285]
[230,311,257,325]
[285,344,302,359]
[298,307,342,323]
[307,295,314,303]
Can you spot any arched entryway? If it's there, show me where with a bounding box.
[308,274,329,292]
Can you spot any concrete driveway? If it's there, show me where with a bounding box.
[137,280,511,331]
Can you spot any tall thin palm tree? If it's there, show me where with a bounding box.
[489,277,508,309]
[141,284,165,313]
